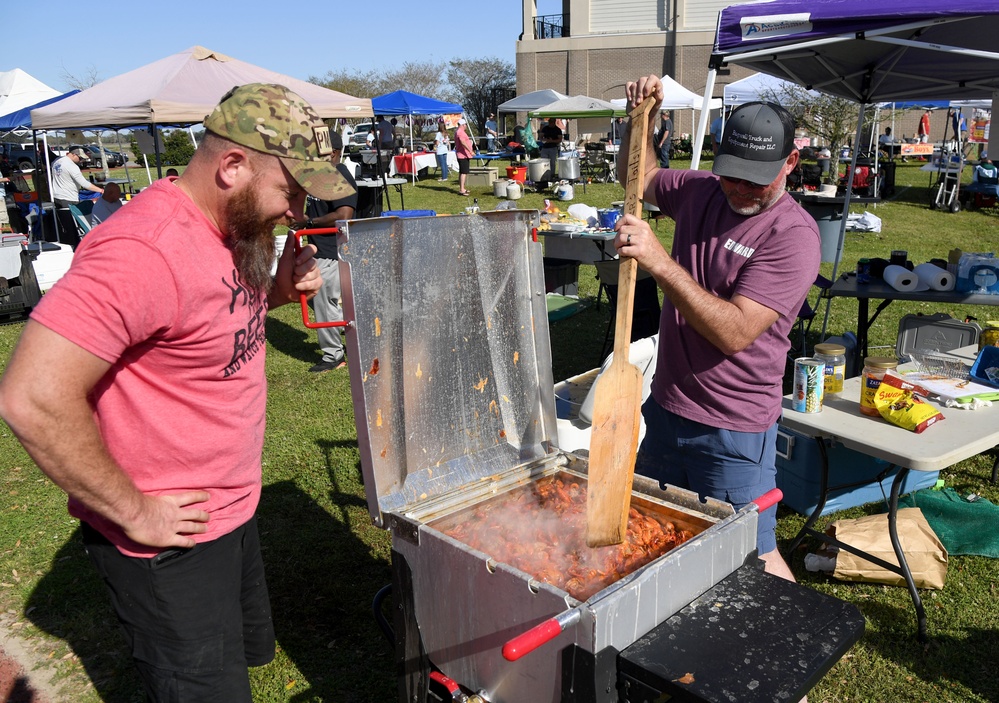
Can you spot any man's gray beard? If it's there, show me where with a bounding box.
[223,183,279,292]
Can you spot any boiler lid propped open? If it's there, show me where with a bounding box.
[337,210,557,526]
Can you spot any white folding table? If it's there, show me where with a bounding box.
[779,345,998,641]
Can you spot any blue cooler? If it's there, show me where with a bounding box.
[775,425,940,516]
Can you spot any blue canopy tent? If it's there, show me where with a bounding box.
[694,0,999,339]
[0,90,79,132]
[370,90,464,183]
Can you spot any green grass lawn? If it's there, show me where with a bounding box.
[1,158,998,701]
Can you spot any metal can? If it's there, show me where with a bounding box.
[792,357,825,413]
[857,258,872,284]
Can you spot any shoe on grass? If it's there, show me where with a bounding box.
[309,359,347,373]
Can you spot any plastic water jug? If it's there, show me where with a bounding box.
[506,182,523,200]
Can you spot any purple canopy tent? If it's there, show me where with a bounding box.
[693,0,999,317]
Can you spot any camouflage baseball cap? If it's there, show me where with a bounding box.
[204,83,354,201]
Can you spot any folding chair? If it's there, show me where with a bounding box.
[69,204,93,239]
[582,147,611,183]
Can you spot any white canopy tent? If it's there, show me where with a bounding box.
[0,69,60,119]
[611,75,722,112]
[722,72,818,107]
[497,89,568,143]
[498,89,568,114]
[611,76,723,148]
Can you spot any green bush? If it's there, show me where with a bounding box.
[162,129,195,166]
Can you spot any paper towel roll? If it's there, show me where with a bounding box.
[884,264,918,292]
[913,262,955,291]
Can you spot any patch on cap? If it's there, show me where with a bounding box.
[712,101,796,186]
[204,83,354,201]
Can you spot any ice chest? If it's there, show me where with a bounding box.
[896,312,980,360]
[467,166,498,188]
[776,425,939,516]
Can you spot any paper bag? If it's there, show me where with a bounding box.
[830,508,948,589]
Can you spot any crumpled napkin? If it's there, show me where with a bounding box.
[944,397,993,410]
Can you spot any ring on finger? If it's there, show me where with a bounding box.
[627,234,632,244]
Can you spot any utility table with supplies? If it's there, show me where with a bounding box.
[780,345,997,642]
[828,274,999,358]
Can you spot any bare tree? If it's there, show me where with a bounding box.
[308,68,382,99]
[60,66,102,92]
[760,84,877,184]
[446,58,515,134]
[383,61,451,102]
[60,67,115,179]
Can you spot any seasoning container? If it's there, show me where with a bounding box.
[860,356,899,416]
[792,357,825,413]
[857,258,871,284]
[814,343,847,396]
[979,321,999,350]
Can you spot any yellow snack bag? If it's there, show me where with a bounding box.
[872,381,944,433]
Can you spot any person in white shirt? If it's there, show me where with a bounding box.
[484,113,498,152]
[90,182,123,226]
[433,121,451,181]
[51,148,103,249]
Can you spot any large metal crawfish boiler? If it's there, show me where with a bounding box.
[331,211,863,703]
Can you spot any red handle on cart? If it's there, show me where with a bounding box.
[751,488,783,513]
[291,228,350,330]
[502,607,582,661]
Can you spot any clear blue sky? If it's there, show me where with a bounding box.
[2,1,526,93]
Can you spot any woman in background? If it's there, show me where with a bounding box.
[434,121,451,182]
[454,118,475,196]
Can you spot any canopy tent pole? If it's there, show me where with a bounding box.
[691,68,717,171]
[819,101,867,342]
[408,119,415,185]
[114,130,132,190]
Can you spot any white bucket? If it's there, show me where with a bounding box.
[506,181,523,200]
[493,179,509,197]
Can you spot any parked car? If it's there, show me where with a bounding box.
[82,145,125,168]
[0,142,38,171]
[348,123,374,147]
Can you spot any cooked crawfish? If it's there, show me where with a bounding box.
[439,476,694,600]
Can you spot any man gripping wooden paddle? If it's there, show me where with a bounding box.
[610,75,821,582]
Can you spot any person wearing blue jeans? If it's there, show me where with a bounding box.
[616,75,821,583]
[434,123,450,181]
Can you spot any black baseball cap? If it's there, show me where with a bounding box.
[712,102,796,186]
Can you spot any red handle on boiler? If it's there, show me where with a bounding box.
[751,488,783,513]
[502,608,582,661]
[291,228,350,330]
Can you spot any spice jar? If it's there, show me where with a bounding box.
[813,343,847,396]
[860,356,899,416]
[979,321,999,350]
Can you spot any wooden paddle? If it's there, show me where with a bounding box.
[586,95,657,548]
